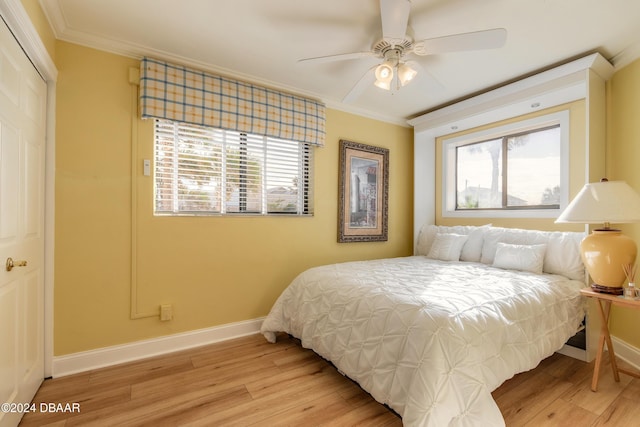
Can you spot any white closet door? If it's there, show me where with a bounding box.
[0,16,47,427]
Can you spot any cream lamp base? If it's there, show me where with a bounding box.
[581,229,637,288]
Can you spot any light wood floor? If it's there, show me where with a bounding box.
[19,333,640,426]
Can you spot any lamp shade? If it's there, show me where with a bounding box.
[397,62,417,86]
[556,180,640,226]
[374,63,393,90]
[556,180,640,289]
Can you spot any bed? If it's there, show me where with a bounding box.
[261,225,586,426]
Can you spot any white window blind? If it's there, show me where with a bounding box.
[154,119,313,215]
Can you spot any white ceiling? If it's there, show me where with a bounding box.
[40,0,640,125]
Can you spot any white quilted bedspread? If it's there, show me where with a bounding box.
[261,256,585,426]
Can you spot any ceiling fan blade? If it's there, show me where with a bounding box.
[380,0,411,44]
[343,65,377,103]
[412,28,507,56]
[298,51,376,64]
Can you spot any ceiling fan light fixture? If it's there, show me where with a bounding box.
[299,0,509,103]
[374,62,394,90]
[374,78,392,90]
[375,63,393,80]
[397,62,417,86]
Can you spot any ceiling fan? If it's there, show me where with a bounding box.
[298,0,507,102]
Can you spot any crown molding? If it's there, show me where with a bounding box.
[2,0,57,80]
[610,40,640,71]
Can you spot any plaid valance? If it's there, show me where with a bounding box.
[139,57,325,146]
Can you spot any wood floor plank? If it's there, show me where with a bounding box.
[248,392,353,426]
[621,376,640,399]
[126,385,253,427]
[87,352,195,388]
[66,384,251,426]
[25,371,93,401]
[317,400,402,427]
[19,385,131,427]
[493,369,574,426]
[190,334,296,369]
[562,367,632,415]
[245,358,341,399]
[130,352,275,400]
[521,397,598,426]
[183,380,331,426]
[338,376,385,408]
[592,396,640,426]
[18,333,640,426]
[537,352,594,383]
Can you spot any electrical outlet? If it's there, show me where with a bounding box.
[160,304,173,321]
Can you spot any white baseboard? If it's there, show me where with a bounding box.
[52,317,264,377]
[611,336,640,371]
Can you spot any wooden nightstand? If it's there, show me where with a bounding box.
[580,287,640,391]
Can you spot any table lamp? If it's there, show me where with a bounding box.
[556,179,640,292]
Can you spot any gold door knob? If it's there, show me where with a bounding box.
[5,258,27,272]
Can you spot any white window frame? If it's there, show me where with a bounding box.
[442,110,570,218]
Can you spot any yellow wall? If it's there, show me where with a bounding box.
[53,41,414,355]
[607,58,640,348]
[433,101,586,232]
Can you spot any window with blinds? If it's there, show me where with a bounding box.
[154,119,313,215]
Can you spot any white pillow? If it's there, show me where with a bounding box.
[543,232,585,281]
[416,224,490,262]
[492,243,547,274]
[479,227,585,281]
[480,227,547,264]
[427,233,469,261]
[460,225,490,262]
